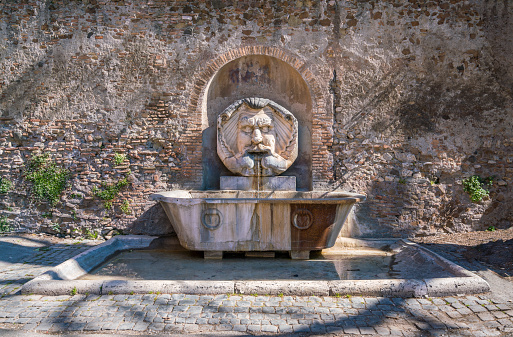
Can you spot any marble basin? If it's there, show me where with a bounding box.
[152,190,365,258]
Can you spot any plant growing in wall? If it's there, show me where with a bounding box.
[0,216,12,233]
[84,228,99,240]
[120,199,132,214]
[92,174,130,209]
[51,223,61,233]
[113,153,127,166]
[462,175,492,202]
[0,177,12,194]
[25,153,70,206]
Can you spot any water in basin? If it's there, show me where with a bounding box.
[81,249,394,281]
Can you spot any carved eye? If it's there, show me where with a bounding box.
[261,126,269,133]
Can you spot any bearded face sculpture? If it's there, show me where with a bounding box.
[217,98,298,177]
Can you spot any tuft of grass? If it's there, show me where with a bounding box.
[0,216,12,233]
[70,287,77,296]
[84,228,99,240]
[0,177,12,194]
[104,201,113,210]
[35,247,50,252]
[113,153,127,166]
[51,223,61,233]
[120,199,131,215]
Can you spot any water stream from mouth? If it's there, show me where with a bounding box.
[255,153,262,196]
[250,152,263,196]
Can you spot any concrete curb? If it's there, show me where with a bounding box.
[22,280,104,295]
[103,280,234,295]
[22,236,490,297]
[396,239,490,297]
[235,281,330,296]
[22,235,157,295]
[328,279,427,297]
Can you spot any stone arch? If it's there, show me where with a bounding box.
[180,46,333,190]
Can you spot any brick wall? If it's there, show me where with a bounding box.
[0,0,512,238]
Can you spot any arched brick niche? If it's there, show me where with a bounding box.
[181,46,332,190]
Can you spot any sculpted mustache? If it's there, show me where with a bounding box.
[243,144,270,153]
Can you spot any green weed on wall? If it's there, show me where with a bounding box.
[25,153,70,206]
[462,175,492,203]
[93,177,129,201]
[0,216,12,233]
[0,177,12,194]
[92,172,131,210]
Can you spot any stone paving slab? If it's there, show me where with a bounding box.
[1,235,512,336]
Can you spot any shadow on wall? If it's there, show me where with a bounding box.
[481,0,513,96]
[328,46,512,238]
[127,203,174,236]
[477,190,513,230]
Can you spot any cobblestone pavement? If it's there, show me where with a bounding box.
[1,236,513,336]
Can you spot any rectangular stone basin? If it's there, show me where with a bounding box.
[22,236,490,297]
[151,190,366,255]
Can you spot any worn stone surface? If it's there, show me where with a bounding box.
[152,190,364,252]
[0,0,512,237]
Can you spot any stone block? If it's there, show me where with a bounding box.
[204,251,223,260]
[220,176,296,191]
[290,250,310,260]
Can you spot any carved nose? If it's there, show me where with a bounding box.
[252,129,263,144]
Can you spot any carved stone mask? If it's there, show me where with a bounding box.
[217,98,298,177]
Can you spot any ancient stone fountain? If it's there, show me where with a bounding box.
[22,95,490,297]
[152,97,365,259]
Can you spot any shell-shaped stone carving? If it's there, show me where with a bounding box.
[217,98,298,177]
